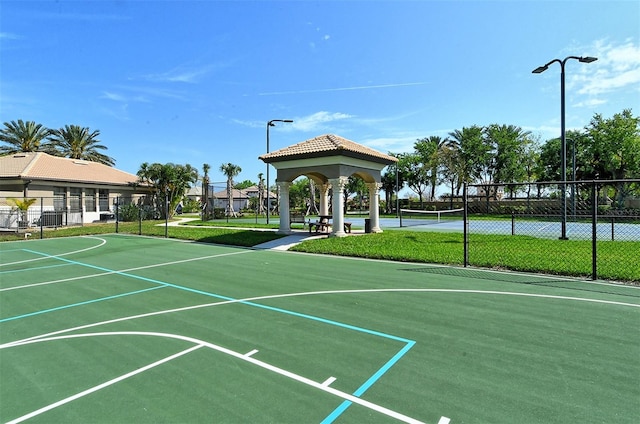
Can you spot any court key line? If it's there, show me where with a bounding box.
[0,246,251,293]
[7,247,420,423]
[4,341,204,424]
[4,286,638,422]
[5,331,432,424]
[0,236,107,267]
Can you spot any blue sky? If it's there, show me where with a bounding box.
[1,0,639,189]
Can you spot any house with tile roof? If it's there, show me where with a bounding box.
[259,134,397,236]
[0,152,151,229]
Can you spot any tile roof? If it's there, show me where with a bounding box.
[0,152,140,185]
[259,134,398,164]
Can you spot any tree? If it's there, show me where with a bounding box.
[439,140,461,206]
[398,152,430,207]
[257,172,266,215]
[220,162,242,217]
[307,179,319,215]
[344,175,367,213]
[235,180,254,190]
[0,120,51,155]
[583,109,640,207]
[137,162,198,219]
[202,163,211,219]
[448,125,489,194]
[8,197,37,227]
[289,177,311,212]
[381,155,405,214]
[485,124,531,199]
[414,136,446,201]
[48,124,115,166]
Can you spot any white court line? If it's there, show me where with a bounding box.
[5,342,204,424]
[438,417,451,424]
[6,331,426,424]
[0,249,251,292]
[245,349,259,357]
[3,287,638,350]
[0,236,107,267]
[323,376,337,386]
[4,287,638,421]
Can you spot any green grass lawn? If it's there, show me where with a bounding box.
[1,219,638,282]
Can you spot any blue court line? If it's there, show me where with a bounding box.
[321,340,416,423]
[17,247,416,422]
[0,286,167,323]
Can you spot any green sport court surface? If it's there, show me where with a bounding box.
[1,234,638,424]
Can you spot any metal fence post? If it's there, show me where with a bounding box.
[463,182,469,267]
[115,197,119,233]
[40,197,44,239]
[591,181,597,280]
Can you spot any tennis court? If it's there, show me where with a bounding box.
[1,234,639,423]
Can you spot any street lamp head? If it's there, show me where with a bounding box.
[532,65,548,74]
[268,119,294,126]
[579,56,598,63]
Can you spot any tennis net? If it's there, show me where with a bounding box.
[399,208,464,227]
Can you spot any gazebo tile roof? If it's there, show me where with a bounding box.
[259,134,397,164]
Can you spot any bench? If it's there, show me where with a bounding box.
[309,221,331,234]
[309,221,352,234]
[289,211,308,229]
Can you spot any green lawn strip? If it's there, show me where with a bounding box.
[1,221,637,282]
[290,232,640,282]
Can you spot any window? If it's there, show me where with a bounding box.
[53,187,66,211]
[99,189,109,211]
[69,188,81,212]
[85,188,96,212]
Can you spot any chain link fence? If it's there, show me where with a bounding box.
[0,194,163,238]
[464,179,640,282]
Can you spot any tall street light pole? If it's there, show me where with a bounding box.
[532,55,597,240]
[266,119,293,224]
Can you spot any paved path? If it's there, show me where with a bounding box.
[166,217,327,250]
[253,232,328,250]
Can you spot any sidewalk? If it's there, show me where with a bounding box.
[166,216,327,250]
[253,232,327,250]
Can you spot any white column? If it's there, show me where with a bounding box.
[318,183,330,216]
[368,182,383,233]
[329,177,348,237]
[276,181,292,234]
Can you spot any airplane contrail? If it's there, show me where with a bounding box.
[258,82,427,96]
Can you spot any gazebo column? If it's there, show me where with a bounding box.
[368,182,383,233]
[276,181,292,234]
[329,177,348,237]
[318,183,330,216]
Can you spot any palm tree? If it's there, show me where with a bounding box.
[0,120,51,155]
[220,162,242,217]
[8,197,38,228]
[47,125,115,166]
[257,172,266,215]
[202,163,210,219]
[137,162,198,219]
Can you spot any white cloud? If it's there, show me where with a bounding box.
[571,39,640,96]
[290,111,353,132]
[361,136,418,154]
[0,32,20,40]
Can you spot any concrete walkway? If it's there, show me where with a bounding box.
[166,216,327,250]
[253,232,328,251]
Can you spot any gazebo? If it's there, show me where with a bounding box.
[259,134,398,236]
